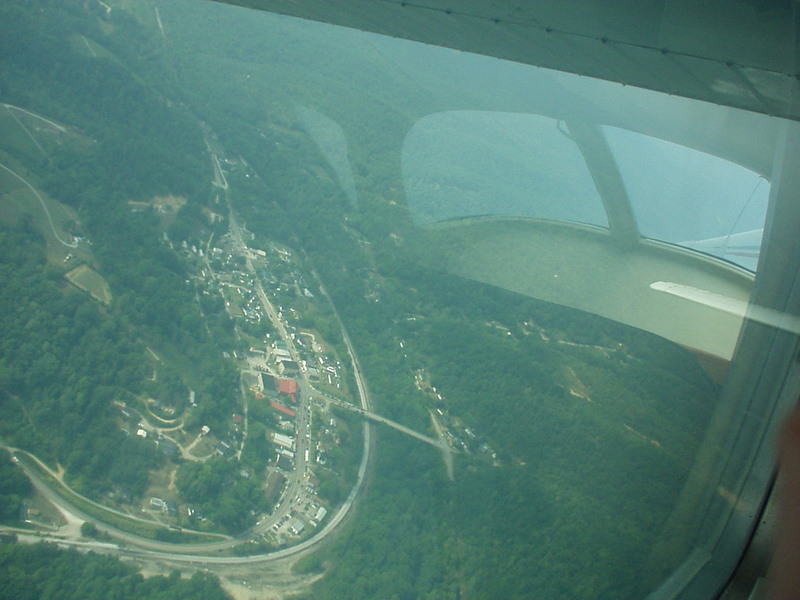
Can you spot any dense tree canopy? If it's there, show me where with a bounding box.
[0,542,230,600]
[0,456,32,525]
[0,226,161,498]
[176,457,269,533]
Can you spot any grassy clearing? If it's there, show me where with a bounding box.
[220,285,246,316]
[0,186,74,261]
[142,463,181,518]
[189,435,218,459]
[312,382,349,404]
[69,33,115,60]
[0,110,47,163]
[0,162,25,197]
[65,264,112,305]
[0,158,91,264]
[27,490,67,528]
[1,104,91,159]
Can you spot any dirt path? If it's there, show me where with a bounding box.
[3,103,67,132]
[5,104,49,160]
[167,468,177,492]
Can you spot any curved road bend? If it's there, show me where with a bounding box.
[0,162,78,248]
[5,324,372,563]
[5,446,228,540]
[2,220,374,565]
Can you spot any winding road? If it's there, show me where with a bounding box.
[1,285,373,564]
[0,207,377,571]
[0,162,78,248]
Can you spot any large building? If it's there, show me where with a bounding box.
[270,400,296,418]
[276,377,299,403]
[272,432,295,450]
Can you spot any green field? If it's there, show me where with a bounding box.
[0,178,85,264]
[0,109,92,264]
[1,103,89,161]
[0,109,49,164]
[70,33,115,60]
[65,264,112,305]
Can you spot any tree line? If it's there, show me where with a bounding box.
[0,542,230,600]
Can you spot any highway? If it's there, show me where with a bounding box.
[227,208,313,538]
[1,203,374,568]
[4,430,368,565]
[2,175,440,570]
[3,203,452,570]
[9,446,227,540]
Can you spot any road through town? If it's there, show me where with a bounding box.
[1,210,375,570]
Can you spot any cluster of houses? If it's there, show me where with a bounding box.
[414,368,498,463]
[177,231,349,539]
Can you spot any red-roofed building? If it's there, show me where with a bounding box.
[270,401,296,418]
[277,378,299,403]
[277,378,298,395]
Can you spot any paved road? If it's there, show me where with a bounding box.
[1,167,375,569]
[227,208,313,537]
[2,103,67,132]
[0,235,372,564]
[0,162,78,248]
[3,306,372,562]
[330,400,447,449]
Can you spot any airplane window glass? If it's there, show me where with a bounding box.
[603,125,769,272]
[403,111,609,227]
[1,2,798,600]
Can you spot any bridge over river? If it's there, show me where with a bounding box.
[326,398,456,479]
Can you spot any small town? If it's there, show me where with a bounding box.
[111,194,499,545]
[116,215,360,545]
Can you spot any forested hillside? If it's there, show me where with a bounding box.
[0,542,229,600]
[0,226,161,496]
[0,1,238,499]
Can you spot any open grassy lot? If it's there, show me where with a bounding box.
[65,264,113,305]
[0,163,88,262]
[0,109,48,164]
